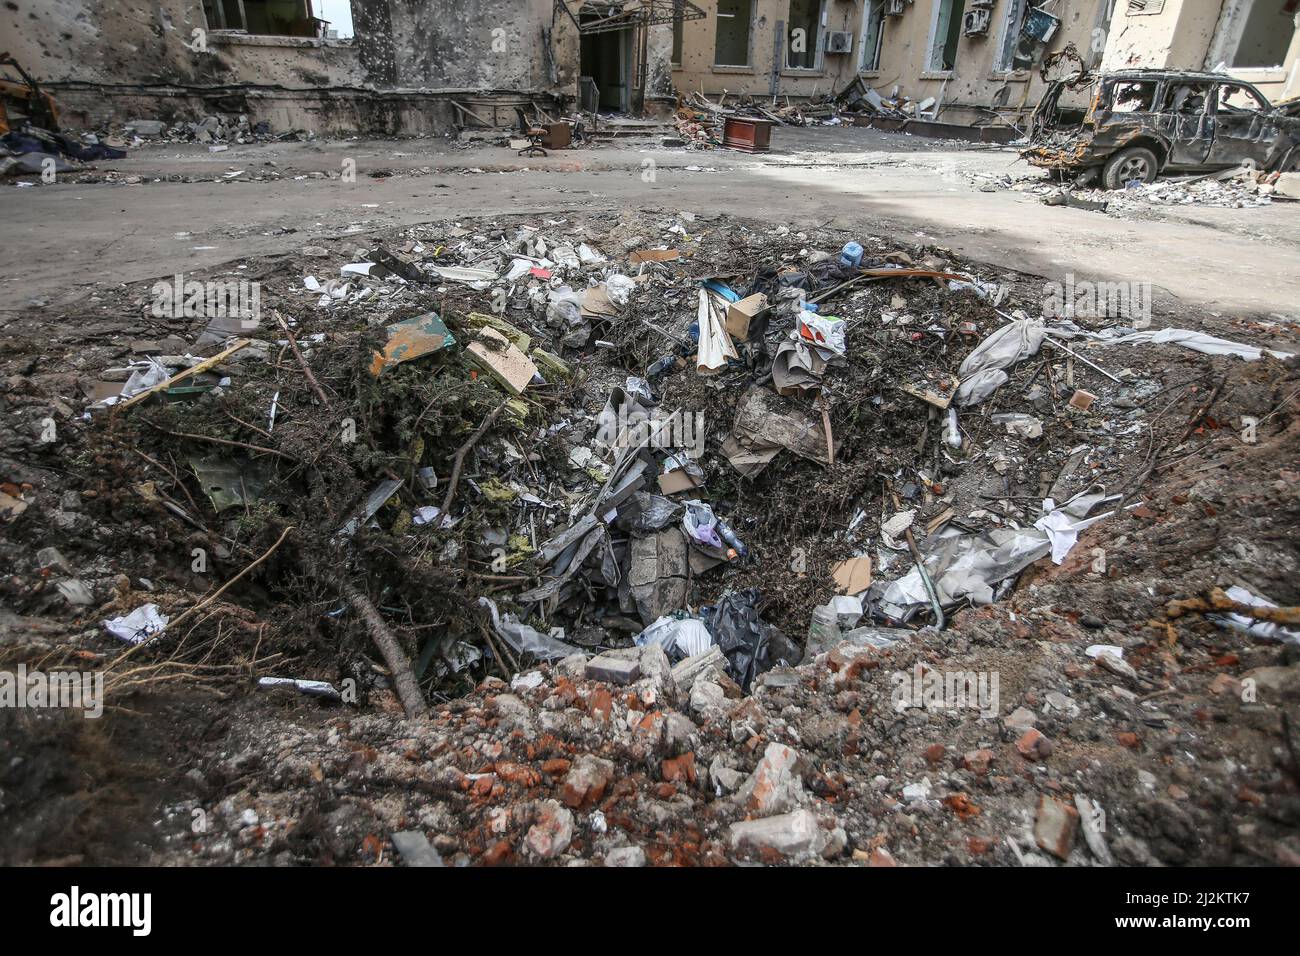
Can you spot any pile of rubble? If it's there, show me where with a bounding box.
[673,89,887,149]
[969,166,1296,212]
[1097,167,1287,208]
[118,114,303,149]
[3,208,1298,865]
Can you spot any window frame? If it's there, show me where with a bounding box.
[785,0,827,73]
[859,0,886,73]
[202,0,324,39]
[713,0,756,68]
[926,0,967,74]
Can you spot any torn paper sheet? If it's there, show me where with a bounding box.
[103,603,169,645]
[695,289,738,374]
[1033,491,1119,565]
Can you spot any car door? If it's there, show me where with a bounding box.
[1157,80,1215,167]
[1206,82,1278,169]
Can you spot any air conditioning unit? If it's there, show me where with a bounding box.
[962,8,991,35]
[884,0,909,17]
[826,31,853,54]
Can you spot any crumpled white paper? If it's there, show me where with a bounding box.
[103,603,168,645]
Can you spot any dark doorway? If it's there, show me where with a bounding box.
[579,23,634,113]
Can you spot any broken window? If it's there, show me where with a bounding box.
[860,0,885,71]
[315,0,353,39]
[1219,83,1268,112]
[202,0,323,38]
[994,0,1027,72]
[1162,82,1212,114]
[1107,80,1156,112]
[1225,0,1298,68]
[673,15,684,66]
[787,0,824,70]
[714,0,754,66]
[929,0,967,72]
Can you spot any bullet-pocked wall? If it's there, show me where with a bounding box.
[1102,0,1300,103]
[0,0,579,133]
[351,0,578,90]
[671,0,1114,126]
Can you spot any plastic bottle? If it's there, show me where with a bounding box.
[840,241,864,268]
[945,406,962,448]
[808,604,841,649]
[716,519,749,559]
[647,354,676,378]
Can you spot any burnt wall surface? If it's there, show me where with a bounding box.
[359,0,575,91]
[4,0,575,93]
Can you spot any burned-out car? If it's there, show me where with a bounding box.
[1024,69,1300,189]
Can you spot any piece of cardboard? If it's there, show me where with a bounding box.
[832,557,873,595]
[724,292,767,340]
[772,338,828,396]
[630,248,681,264]
[732,386,836,465]
[369,312,455,376]
[581,284,621,320]
[467,327,538,395]
[657,468,700,495]
[88,380,125,403]
[1069,389,1097,411]
[720,435,780,478]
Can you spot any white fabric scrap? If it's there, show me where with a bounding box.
[1092,327,1293,362]
[954,319,1046,406]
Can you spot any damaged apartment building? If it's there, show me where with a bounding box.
[0,1,696,134]
[672,0,1299,127]
[2,0,1298,137]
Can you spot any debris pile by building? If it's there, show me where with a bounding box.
[968,164,1295,212]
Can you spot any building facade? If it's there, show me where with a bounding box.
[672,0,1299,122]
[3,0,1296,134]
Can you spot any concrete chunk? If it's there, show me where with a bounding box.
[604,845,646,867]
[729,808,840,860]
[584,654,642,685]
[671,645,727,692]
[1033,794,1079,861]
[390,830,444,867]
[735,742,806,815]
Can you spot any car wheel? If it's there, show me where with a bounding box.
[1102,146,1158,190]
